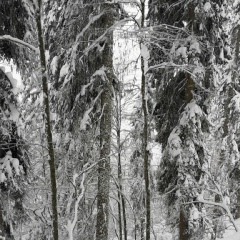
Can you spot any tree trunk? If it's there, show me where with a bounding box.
[115,88,127,240]
[179,208,189,240]
[122,190,127,240]
[140,2,151,240]
[233,26,240,219]
[95,3,114,240]
[35,1,59,239]
[0,204,13,240]
[117,128,123,240]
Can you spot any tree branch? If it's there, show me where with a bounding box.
[0,35,39,53]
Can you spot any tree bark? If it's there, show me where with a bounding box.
[115,88,127,240]
[179,208,189,240]
[35,1,59,239]
[233,26,240,219]
[140,1,151,240]
[95,3,114,240]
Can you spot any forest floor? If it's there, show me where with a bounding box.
[219,218,240,240]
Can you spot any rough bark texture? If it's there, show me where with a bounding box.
[233,26,240,219]
[95,3,114,240]
[35,1,59,239]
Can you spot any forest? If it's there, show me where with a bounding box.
[0,0,240,240]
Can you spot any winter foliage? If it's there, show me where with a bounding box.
[0,0,240,240]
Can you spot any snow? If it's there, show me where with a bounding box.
[80,107,92,131]
[50,56,58,74]
[220,218,240,240]
[204,2,211,12]
[190,40,201,54]
[8,103,20,122]
[47,8,56,23]
[59,63,69,78]
[222,231,240,240]
[0,35,39,53]
[176,46,187,58]
[168,127,182,157]
[140,43,150,74]
[0,151,21,182]
[0,65,23,95]
[180,101,203,126]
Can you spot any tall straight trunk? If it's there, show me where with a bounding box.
[233,26,240,219]
[34,1,59,239]
[117,133,123,240]
[179,208,189,240]
[140,2,151,240]
[116,92,127,240]
[95,3,114,240]
[121,182,127,240]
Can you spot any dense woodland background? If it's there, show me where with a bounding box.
[0,0,240,239]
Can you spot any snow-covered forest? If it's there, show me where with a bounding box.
[1,0,240,239]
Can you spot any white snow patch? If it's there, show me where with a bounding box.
[204,2,211,12]
[50,56,59,74]
[141,43,150,74]
[168,127,182,157]
[60,63,69,78]
[176,46,187,58]
[9,103,20,122]
[190,40,201,54]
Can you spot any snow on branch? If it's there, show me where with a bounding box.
[78,18,132,63]
[0,35,39,53]
[71,12,105,70]
[66,173,86,240]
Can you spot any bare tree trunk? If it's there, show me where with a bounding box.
[117,149,123,240]
[34,1,59,239]
[95,3,114,240]
[115,86,127,240]
[140,1,151,239]
[233,26,240,219]
[122,188,127,240]
[179,208,189,240]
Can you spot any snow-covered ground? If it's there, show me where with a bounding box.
[218,218,240,240]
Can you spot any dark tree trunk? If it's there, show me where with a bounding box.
[95,3,114,240]
[35,1,59,239]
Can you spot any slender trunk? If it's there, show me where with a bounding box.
[117,131,128,240]
[233,26,240,219]
[117,128,123,240]
[95,3,114,240]
[140,218,145,240]
[116,90,127,240]
[122,190,127,240]
[140,1,151,240]
[35,1,59,239]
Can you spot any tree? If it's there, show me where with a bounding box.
[148,0,236,239]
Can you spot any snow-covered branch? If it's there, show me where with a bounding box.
[66,173,86,240]
[79,18,132,62]
[0,35,39,53]
[184,196,238,232]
